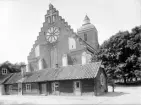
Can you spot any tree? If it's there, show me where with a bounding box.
[0,61,26,73]
[92,26,141,84]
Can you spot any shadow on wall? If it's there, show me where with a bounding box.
[98,92,129,97]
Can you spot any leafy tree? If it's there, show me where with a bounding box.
[0,61,26,73]
[92,26,141,84]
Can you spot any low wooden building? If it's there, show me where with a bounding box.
[4,62,108,96]
[0,65,15,95]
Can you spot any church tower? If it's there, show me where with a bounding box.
[77,15,99,50]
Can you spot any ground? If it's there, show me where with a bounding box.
[0,86,141,105]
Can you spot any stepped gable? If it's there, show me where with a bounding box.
[27,4,97,60]
[28,3,78,59]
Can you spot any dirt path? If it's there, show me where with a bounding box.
[0,86,141,104]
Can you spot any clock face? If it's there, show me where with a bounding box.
[46,27,60,43]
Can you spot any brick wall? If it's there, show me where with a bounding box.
[27,13,85,72]
[77,28,99,50]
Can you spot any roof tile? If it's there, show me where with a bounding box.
[5,62,101,84]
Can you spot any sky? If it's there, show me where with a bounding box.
[0,0,140,64]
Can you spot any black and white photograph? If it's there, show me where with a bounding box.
[0,0,141,104]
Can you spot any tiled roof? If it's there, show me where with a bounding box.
[4,73,22,84]
[0,73,13,84]
[25,62,101,83]
[24,69,47,83]
[5,62,102,84]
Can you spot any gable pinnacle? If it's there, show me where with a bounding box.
[83,15,90,25]
[49,3,54,10]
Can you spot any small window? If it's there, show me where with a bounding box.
[84,33,87,41]
[76,82,80,88]
[55,82,59,91]
[2,68,7,75]
[68,37,76,50]
[100,73,105,86]
[55,82,59,87]
[74,81,80,89]
[26,84,31,92]
[48,16,51,23]
[35,45,40,57]
[52,82,59,92]
[52,15,55,22]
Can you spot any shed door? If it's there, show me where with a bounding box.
[41,83,46,95]
[74,81,81,95]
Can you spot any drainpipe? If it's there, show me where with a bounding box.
[20,64,26,95]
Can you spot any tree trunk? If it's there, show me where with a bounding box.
[123,77,126,84]
[112,85,114,92]
[135,77,137,81]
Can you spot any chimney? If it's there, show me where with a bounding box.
[20,64,26,77]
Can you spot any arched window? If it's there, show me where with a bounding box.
[100,73,105,86]
[68,37,76,50]
[35,45,40,57]
[48,16,51,23]
[84,33,87,41]
[82,52,86,65]
[52,15,55,23]
[62,54,68,66]
[38,59,43,70]
[51,47,57,68]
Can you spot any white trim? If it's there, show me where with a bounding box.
[74,81,80,89]
[52,82,59,92]
[26,84,31,92]
[74,81,81,95]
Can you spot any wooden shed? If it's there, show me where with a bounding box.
[4,62,108,96]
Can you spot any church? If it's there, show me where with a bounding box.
[1,4,108,96]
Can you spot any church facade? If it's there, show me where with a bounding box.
[2,4,108,96]
[27,4,99,72]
